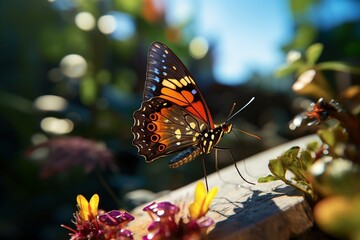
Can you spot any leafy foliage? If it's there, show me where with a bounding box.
[258,146,315,199]
[262,42,360,239]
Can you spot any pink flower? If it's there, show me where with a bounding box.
[142,182,217,240]
[62,194,134,240]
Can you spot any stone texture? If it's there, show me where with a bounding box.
[129,135,318,239]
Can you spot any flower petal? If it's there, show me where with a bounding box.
[76,194,89,221]
[189,181,218,219]
[98,210,134,226]
[203,187,218,214]
[76,194,99,221]
[89,194,99,218]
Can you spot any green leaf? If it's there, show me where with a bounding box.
[317,61,360,75]
[258,175,279,183]
[281,146,300,168]
[285,146,301,158]
[300,150,313,169]
[306,43,323,65]
[318,128,336,147]
[310,158,360,197]
[307,141,320,152]
[274,61,303,78]
[269,158,286,179]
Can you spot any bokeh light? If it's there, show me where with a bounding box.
[289,115,303,130]
[287,50,301,63]
[31,133,48,145]
[98,15,117,34]
[189,37,209,60]
[98,12,135,40]
[40,117,74,135]
[75,12,96,31]
[33,95,68,112]
[60,54,87,78]
[165,0,192,26]
[292,69,316,91]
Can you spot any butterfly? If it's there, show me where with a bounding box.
[132,42,254,174]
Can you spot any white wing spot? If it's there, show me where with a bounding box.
[175,129,181,139]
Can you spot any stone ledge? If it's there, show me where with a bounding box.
[129,135,318,239]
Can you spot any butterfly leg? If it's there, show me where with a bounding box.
[213,147,255,185]
[201,157,209,192]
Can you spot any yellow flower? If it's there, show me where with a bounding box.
[76,194,99,221]
[189,181,218,219]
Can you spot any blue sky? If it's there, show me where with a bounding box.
[165,0,360,85]
[166,0,293,85]
[51,0,360,85]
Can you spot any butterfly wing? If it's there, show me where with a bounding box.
[132,97,207,163]
[132,42,216,165]
[144,42,214,129]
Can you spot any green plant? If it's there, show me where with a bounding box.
[260,43,360,239]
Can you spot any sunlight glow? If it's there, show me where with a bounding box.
[292,69,316,91]
[98,15,117,34]
[289,115,303,130]
[165,0,193,26]
[98,12,135,40]
[41,117,74,135]
[287,50,301,63]
[60,54,87,78]
[75,12,96,31]
[34,95,68,112]
[189,37,209,60]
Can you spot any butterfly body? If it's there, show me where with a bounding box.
[132,42,233,168]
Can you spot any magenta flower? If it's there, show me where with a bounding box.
[142,182,217,240]
[143,202,180,239]
[62,194,134,240]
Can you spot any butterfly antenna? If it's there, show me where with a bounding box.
[227,97,255,122]
[226,102,237,119]
[233,127,262,140]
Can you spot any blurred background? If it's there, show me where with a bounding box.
[1,0,359,239]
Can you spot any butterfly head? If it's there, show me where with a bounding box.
[221,122,233,134]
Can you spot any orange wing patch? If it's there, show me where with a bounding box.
[185,101,207,125]
[160,88,188,105]
[159,77,213,128]
[160,88,209,124]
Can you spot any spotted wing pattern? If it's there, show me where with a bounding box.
[132,42,219,167]
[132,97,207,164]
[144,42,214,129]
